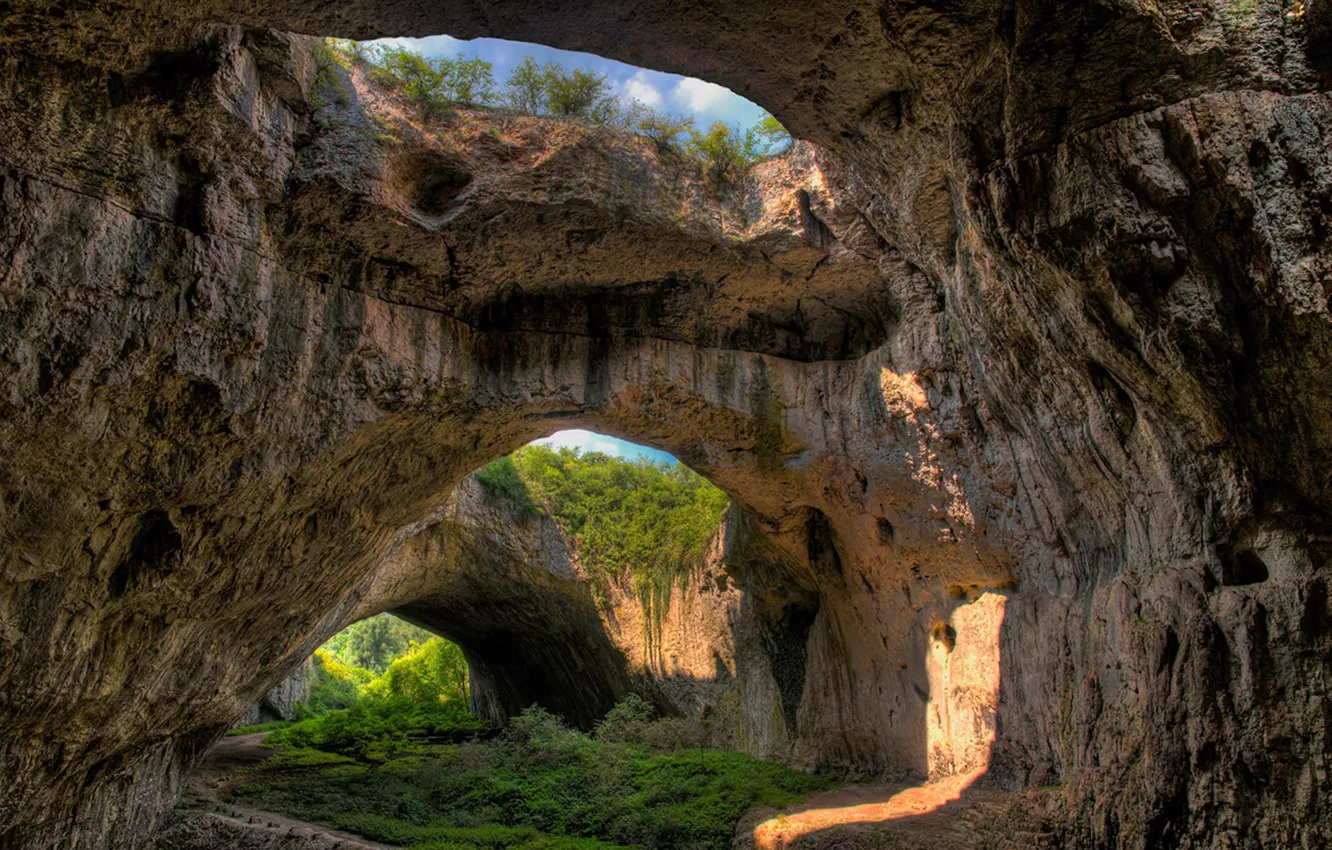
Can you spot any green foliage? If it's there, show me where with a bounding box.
[288,616,470,733]
[442,56,499,106]
[322,613,437,674]
[327,38,383,67]
[226,720,292,737]
[687,121,766,185]
[364,638,470,705]
[302,649,375,716]
[545,68,614,118]
[261,747,359,770]
[504,57,554,114]
[475,456,540,519]
[593,696,704,750]
[592,695,655,743]
[505,445,730,614]
[325,38,793,180]
[269,697,485,761]
[753,114,792,155]
[367,45,497,117]
[233,705,831,850]
[635,110,695,152]
[502,61,630,125]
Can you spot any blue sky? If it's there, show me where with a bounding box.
[371,35,769,131]
[534,430,677,466]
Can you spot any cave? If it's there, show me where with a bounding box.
[3,0,1332,848]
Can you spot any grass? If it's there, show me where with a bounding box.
[226,720,292,737]
[266,697,486,762]
[229,704,832,850]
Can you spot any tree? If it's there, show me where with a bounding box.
[374,46,447,117]
[753,113,792,155]
[370,47,496,117]
[687,121,764,184]
[505,57,554,113]
[365,638,470,704]
[636,109,695,151]
[322,613,435,673]
[545,67,615,119]
[507,444,730,611]
[438,55,497,106]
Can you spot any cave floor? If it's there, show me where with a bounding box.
[175,733,397,849]
[740,771,1059,850]
[175,735,1058,850]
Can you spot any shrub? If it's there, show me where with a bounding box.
[686,121,765,185]
[504,705,584,753]
[593,695,654,743]
[270,697,485,760]
[475,456,540,519]
[370,46,497,117]
[636,110,695,151]
[300,649,374,716]
[226,720,291,737]
[595,696,706,750]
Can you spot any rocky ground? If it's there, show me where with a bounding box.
[156,734,394,850]
[2,1,1331,848]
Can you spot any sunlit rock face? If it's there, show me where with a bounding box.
[1,1,1331,848]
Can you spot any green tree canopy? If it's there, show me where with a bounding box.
[476,445,731,610]
[321,613,436,674]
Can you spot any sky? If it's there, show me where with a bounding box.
[369,35,757,466]
[371,35,769,131]
[534,430,677,466]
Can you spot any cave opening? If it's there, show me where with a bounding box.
[201,428,857,849]
[329,32,791,155]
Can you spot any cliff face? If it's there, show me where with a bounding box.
[232,657,315,728]
[1,2,1330,848]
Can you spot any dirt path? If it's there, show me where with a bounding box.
[178,733,399,850]
[741,771,1055,850]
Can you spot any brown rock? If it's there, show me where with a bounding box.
[0,3,1329,849]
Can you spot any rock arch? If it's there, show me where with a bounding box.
[1,2,1331,849]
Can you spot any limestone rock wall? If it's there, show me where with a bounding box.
[0,2,1330,849]
[232,658,316,728]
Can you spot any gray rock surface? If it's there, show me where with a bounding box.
[0,2,1330,849]
[232,658,315,728]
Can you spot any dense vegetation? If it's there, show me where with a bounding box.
[476,446,731,613]
[229,614,471,736]
[320,40,792,185]
[233,700,831,850]
[322,613,438,673]
[221,555,828,850]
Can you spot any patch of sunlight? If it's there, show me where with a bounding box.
[749,591,1008,849]
[749,771,984,849]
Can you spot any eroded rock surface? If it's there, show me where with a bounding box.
[232,658,315,729]
[1,2,1331,849]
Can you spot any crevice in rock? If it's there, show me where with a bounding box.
[1222,547,1270,587]
[108,510,182,600]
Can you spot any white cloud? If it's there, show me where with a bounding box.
[623,73,663,108]
[532,430,677,465]
[371,35,461,56]
[674,77,731,113]
[535,430,625,458]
